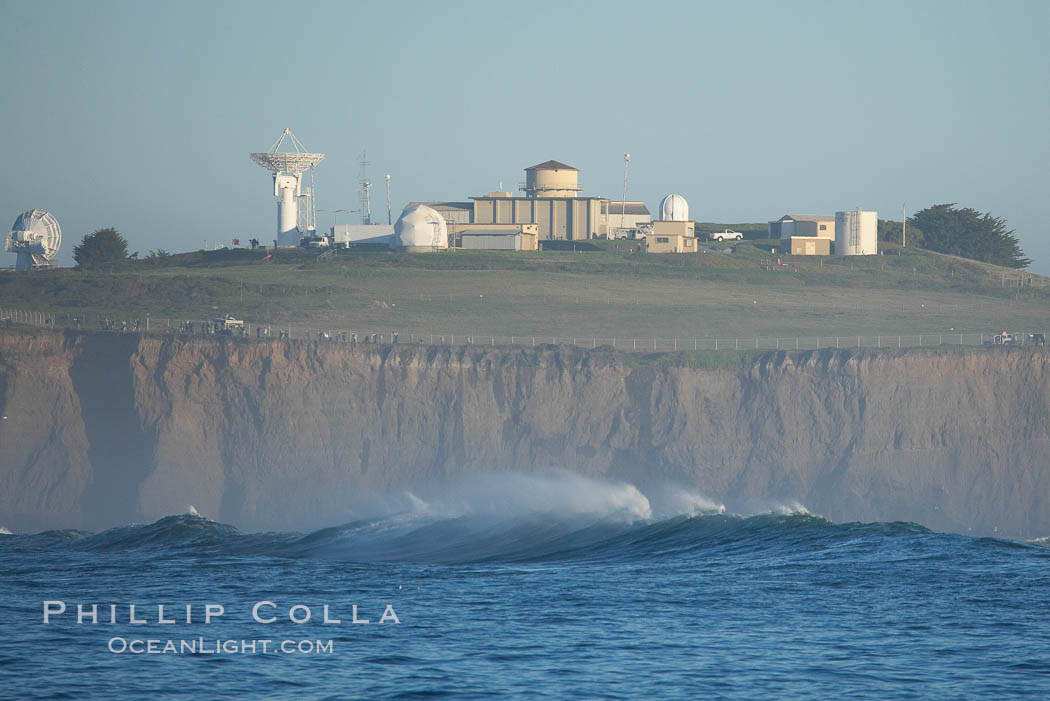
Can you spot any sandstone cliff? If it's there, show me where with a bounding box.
[0,329,1047,537]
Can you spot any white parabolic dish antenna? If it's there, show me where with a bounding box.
[250,128,325,246]
[7,209,61,270]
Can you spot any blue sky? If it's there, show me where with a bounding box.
[2,0,1048,272]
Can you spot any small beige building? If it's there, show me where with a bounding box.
[769,214,835,240]
[646,220,697,253]
[652,220,695,237]
[456,224,539,251]
[788,236,831,256]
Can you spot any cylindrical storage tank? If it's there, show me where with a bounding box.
[525,163,580,197]
[530,169,578,197]
[392,205,448,252]
[834,210,878,255]
[659,194,689,221]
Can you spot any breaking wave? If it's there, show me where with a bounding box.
[6,471,1038,565]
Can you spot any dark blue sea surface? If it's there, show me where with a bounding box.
[2,476,1050,699]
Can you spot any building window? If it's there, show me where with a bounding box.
[656,237,669,243]
[819,224,827,231]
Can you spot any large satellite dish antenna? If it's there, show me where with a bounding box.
[7,209,61,270]
[250,128,325,246]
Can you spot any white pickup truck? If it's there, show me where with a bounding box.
[710,229,743,242]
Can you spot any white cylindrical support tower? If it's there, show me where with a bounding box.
[834,209,878,255]
[275,174,300,246]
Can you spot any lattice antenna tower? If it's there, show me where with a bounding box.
[359,150,372,225]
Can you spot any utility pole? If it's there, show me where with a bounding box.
[385,174,392,225]
[621,153,630,236]
[902,203,907,247]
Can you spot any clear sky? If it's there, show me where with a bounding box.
[2,0,1047,272]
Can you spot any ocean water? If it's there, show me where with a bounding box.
[2,472,1050,699]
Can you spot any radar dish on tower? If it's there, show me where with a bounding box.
[250,128,325,246]
[6,209,61,270]
[249,128,325,174]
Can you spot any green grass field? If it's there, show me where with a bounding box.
[1,236,1047,342]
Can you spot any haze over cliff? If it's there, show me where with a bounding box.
[0,329,1047,538]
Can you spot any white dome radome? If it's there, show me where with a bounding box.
[660,194,689,221]
[392,205,448,251]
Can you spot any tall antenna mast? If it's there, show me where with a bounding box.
[621,153,630,234]
[902,203,907,247]
[385,174,392,225]
[359,150,372,225]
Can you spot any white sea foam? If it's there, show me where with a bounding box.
[350,471,834,531]
[725,498,819,519]
[770,501,811,516]
[648,485,726,518]
[0,526,13,535]
[185,505,201,517]
[381,470,653,522]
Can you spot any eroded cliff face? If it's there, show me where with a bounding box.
[1,329,1047,537]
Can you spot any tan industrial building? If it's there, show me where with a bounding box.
[646,220,698,253]
[405,201,473,225]
[455,223,539,251]
[788,236,831,256]
[470,160,609,240]
[769,214,835,240]
[606,201,652,237]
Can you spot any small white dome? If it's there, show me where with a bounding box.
[659,194,689,221]
[392,205,448,252]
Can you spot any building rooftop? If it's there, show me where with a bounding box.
[778,213,834,222]
[525,160,578,172]
[406,201,474,211]
[470,192,605,201]
[606,201,651,216]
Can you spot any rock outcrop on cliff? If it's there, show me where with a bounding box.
[0,329,1047,537]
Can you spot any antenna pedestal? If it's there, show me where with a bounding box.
[250,129,325,246]
[277,180,300,246]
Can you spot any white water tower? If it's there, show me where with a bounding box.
[250,129,325,246]
[6,209,61,270]
[834,209,878,255]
